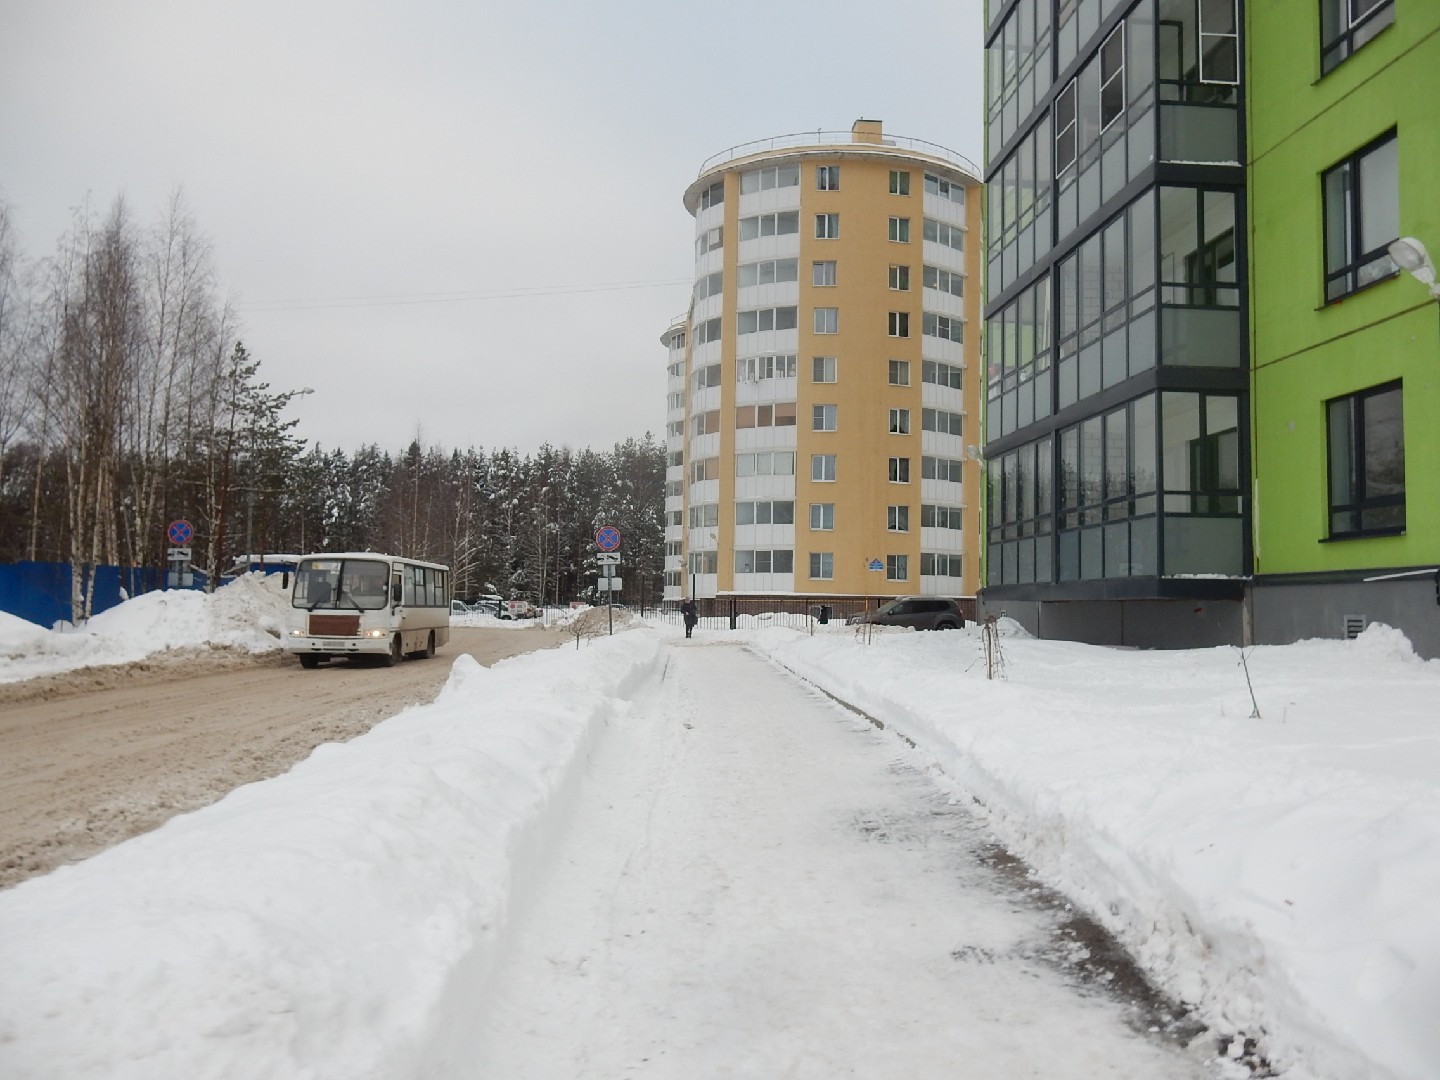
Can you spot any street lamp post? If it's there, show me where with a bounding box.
[1387,237,1440,299]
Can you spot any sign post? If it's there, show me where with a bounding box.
[166,520,195,588]
[596,526,622,634]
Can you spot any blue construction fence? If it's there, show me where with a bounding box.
[0,561,209,629]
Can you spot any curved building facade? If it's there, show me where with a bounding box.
[672,120,983,602]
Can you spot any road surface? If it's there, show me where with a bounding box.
[0,626,565,889]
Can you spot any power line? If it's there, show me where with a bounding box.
[238,277,692,313]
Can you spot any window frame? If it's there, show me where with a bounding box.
[813,404,839,432]
[812,355,838,383]
[1326,380,1405,539]
[815,213,840,239]
[812,260,838,287]
[1321,0,1395,75]
[889,170,911,195]
[1322,130,1399,303]
[817,164,841,191]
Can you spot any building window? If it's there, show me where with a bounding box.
[1322,0,1394,73]
[922,408,964,436]
[889,359,911,386]
[921,455,964,483]
[687,551,718,574]
[1328,381,1404,538]
[921,504,964,529]
[738,211,800,241]
[813,404,838,431]
[813,260,837,287]
[734,549,795,574]
[922,312,964,343]
[920,553,963,577]
[810,503,835,530]
[1197,0,1240,83]
[922,265,963,297]
[812,454,837,482]
[698,180,724,211]
[735,402,797,429]
[923,218,964,252]
[737,258,799,286]
[889,217,911,243]
[809,552,835,579]
[924,173,965,204]
[1054,82,1077,175]
[817,165,841,190]
[889,457,911,483]
[886,554,909,581]
[693,363,722,390]
[923,360,963,390]
[689,503,720,528]
[888,311,910,337]
[693,270,724,303]
[736,450,796,476]
[889,408,911,434]
[689,457,719,483]
[889,265,911,291]
[735,499,796,525]
[816,213,840,239]
[890,170,911,195]
[814,307,839,334]
[740,164,801,192]
[692,316,722,345]
[1100,25,1125,129]
[736,354,798,382]
[691,410,720,436]
[887,505,910,532]
[812,356,837,383]
[1323,131,1399,302]
[737,306,799,334]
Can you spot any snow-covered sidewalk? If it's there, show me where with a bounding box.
[468,642,1210,1078]
[745,622,1440,1080]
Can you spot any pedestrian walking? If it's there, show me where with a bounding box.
[681,599,698,639]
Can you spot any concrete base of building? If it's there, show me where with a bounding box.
[977,596,1244,649]
[1250,570,1440,660]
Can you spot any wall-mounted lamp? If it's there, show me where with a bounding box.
[1387,237,1440,299]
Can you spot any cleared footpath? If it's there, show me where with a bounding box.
[467,641,1217,1078]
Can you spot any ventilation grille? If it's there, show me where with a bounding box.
[1343,614,1368,640]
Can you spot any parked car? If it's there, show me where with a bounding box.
[450,600,470,616]
[847,597,967,631]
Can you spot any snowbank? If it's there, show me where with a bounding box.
[0,629,665,1080]
[0,575,288,684]
[746,623,1440,1080]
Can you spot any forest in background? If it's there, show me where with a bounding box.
[0,194,665,616]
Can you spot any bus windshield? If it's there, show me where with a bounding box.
[293,558,391,611]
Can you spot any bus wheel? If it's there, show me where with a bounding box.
[383,634,403,667]
[298,654,320,669]
[412,630,435,660]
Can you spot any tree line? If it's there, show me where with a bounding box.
[0,193,665,617]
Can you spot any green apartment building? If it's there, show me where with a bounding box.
[1248,0,1440,656]
[979,0,1440,655]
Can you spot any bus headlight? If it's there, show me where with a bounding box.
[289,628,303,636]
[366,629,387,638]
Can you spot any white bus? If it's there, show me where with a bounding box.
[284,552,451,668]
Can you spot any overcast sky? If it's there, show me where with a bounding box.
[0,1,985,457]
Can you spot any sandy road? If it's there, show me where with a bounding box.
[0,627,565,890]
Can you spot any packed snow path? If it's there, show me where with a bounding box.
[469,642,1213,1078]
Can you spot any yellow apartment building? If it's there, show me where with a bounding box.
[665,120,983,606]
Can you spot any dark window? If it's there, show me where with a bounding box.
[1323,131,1399,302]
[1328,381,1404,538]
[1321,0,1394,75]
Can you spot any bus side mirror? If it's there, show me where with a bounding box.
[392,582,403,605]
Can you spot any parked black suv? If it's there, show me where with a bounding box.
[847,597,967,631]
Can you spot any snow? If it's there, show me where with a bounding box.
[1,582,1437,1080]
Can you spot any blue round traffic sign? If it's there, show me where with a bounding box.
[595,526,621,552]
[168,519,194,545]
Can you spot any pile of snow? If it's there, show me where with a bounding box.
[744,622,1440,1080]
[0,575,289,684]
[0,630,665,1079]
